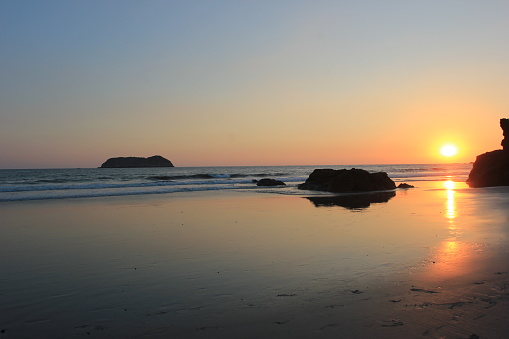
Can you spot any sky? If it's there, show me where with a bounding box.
[1,1,509,168]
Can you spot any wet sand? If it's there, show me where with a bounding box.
[1,181,508,338]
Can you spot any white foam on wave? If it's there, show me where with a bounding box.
[0,184,252,202]
[389,171,469,181]
[208,174,230,178]
[0,178,255,193]
[0,164,472,202]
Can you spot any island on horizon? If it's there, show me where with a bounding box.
[100,155,174,168]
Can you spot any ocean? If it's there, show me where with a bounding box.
[0,163,472,202]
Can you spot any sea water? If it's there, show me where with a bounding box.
[0,163,472,202]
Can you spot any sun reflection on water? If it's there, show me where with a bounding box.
[445,180,457,221]
[444,180,455,190]
[444,180,461,238]
[422,180,470,279]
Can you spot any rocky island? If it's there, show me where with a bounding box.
[100,155,174,168]
[467,119,509,187]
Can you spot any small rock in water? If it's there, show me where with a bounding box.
[256,178,286,186]
[397,183,414,188]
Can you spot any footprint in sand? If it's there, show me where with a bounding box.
[325,304,345,308]
[388,298,403,303]
[274,319,292,325]
[381,319,404,327]
[410,288,439,294]
[196,326,221,331]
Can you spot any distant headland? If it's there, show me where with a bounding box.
[100,155,174,168]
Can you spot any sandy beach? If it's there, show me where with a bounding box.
[1,181,509,338]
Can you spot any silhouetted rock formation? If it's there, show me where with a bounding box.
[298,168,396,193]
[397,183,414,188]
[256,178,286,186]
[467,150,509,187]
[501,118,509,150]
[100,155,174,168]
[305,191,396,209]
[467,119,509,188]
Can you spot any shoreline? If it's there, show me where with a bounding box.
[0,163,472,203]
[1,180,508,338]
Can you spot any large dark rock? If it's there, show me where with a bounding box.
[298,168,396,193]
[467,150,509,187]
[256,178,286,186]
[100,155,174,168]
[467,119,509,188]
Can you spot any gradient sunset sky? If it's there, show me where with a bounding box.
[1,1,508,168]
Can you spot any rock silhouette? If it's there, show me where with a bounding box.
[298,168,396,193]
[100,155,174,168]
[467,119,509,187]
[256,178,286,186]
[501,118,509,151]
[397,183,414,188]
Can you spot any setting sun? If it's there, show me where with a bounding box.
[440,144,458,157]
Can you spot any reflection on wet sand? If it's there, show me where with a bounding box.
[305,191,396,210]
[445,180,457,220]
[429,180,469,278]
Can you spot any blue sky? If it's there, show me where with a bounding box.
[1,1,509,168]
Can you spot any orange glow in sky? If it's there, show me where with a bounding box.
[0,2,508,168]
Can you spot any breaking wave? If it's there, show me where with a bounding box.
[0,164,471,201]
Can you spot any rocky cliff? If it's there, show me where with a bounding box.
[100,155,174,168]
[467,119,509,187]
